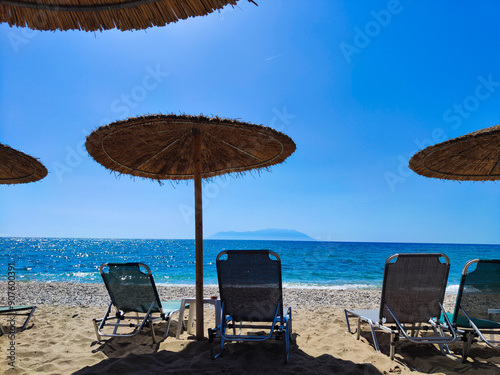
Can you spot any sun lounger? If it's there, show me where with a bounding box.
[93,262,181,344]
[0,305,36,334]
[444,259,500,361]
[208,250,292,364]
[345,253,457,360]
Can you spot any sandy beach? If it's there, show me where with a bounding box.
[1,282,500,375]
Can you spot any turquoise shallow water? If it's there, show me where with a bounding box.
[1,237,499,290]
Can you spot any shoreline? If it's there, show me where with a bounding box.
[0,280,457,311]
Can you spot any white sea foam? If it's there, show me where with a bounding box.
[156,282,208,287]
[71,272,92,278]
[446,284,460,294]
[282,282,378,290]
[156,282,379,290]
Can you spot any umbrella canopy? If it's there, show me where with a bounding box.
[0,0,254,32]
[85,113,296,339]
[0,143,47,184]
[409,124,500,181]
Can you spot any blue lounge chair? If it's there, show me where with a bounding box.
[208,250,292,364]
[0,305,36,334]
[93,263,181,343]
[445,259,500,361]
[345,253,457,360]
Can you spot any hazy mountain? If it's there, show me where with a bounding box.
[208,228,315,241]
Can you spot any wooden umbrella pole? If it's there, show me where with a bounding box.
[193,128,204,340]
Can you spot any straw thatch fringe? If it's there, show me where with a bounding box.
[409,124,500,181]
[85,113,296,183]
[105,165,270,186]
[0,143,48,184]
[0,0,254,31]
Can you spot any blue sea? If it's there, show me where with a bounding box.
[1,238,499,292]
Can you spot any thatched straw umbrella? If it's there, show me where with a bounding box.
[0,0,256,31]
[409,124,500,181]
[0,143,47,184]
[85,113,296,339]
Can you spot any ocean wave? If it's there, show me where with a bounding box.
[282,282,379,290]
[70,272,94,278]
[155,282,379,290]
[156,282,198,287]
[446,284,460,294]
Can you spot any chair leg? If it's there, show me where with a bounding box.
[164,317,171,339]
[112,318,121,335]
[92,319,102,341]
[209,328,215,359]
[283,330,288,364]
[344,310,353,334]
[367,320,380,352]
[208,327,225,360]
[432,323,450,355]
[283,319,290,364]
[175,303,187,339]
[390,332,396,360]
[0,308,36,335]
[164,310,180,339]
[151,320,157,344]
[19,307,36,331]
[346,314,381,353]
[462,332,474,362]
[187,303,195,335]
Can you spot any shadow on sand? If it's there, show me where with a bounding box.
[355,326,500,374]
[74,329,384,375]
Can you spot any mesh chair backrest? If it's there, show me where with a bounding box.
[101,263,162,314]
[217,250,282,322]
[380,253,450,324]
[453,260,500,325]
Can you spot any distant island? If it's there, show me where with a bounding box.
[208,229,316,241]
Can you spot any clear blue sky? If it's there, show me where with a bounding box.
[1,1,499,244]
